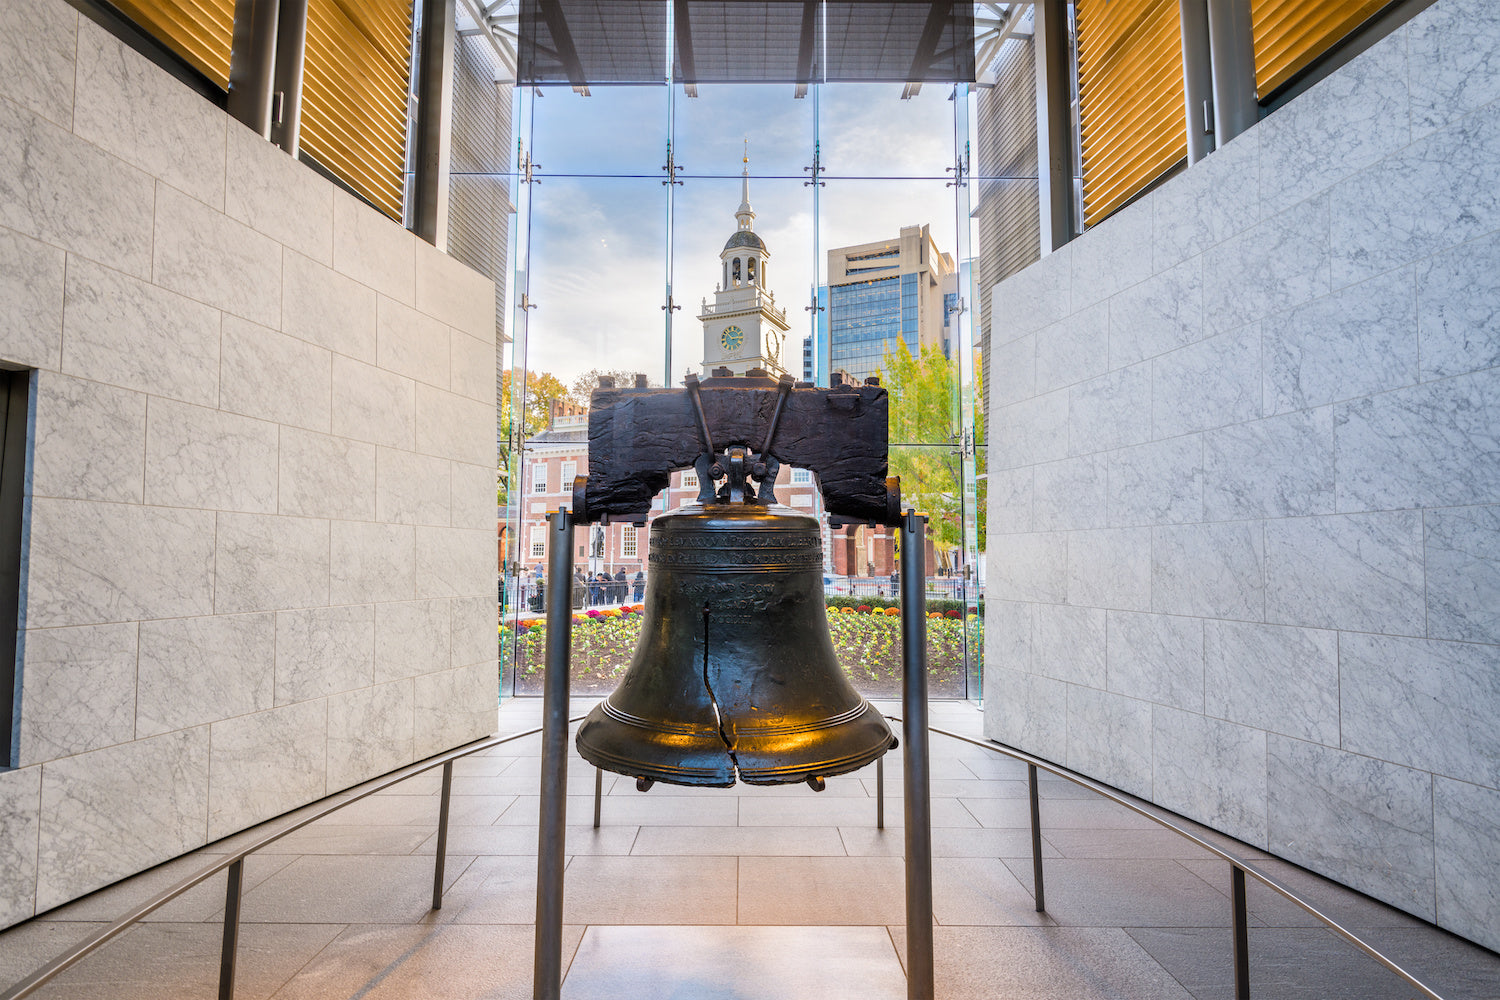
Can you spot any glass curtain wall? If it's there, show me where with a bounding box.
[500,9,985,700]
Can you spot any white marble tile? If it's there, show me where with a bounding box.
[1264,267,1418,415]
[1064,527,1151,612]
[1032,603,1105,687]
[0,0,75,128]
[1408,0,1500,138]
[1203,195,1331,335]
[332,356,416,450]
[281,249,378,361]
[332,188,415,303]
[31,372,146,503]
[415,525,493,599]
[145,397,278,513]
[136,613,276,737]
[1066,686,1152,798]
[1204,408,1334,519]
[415,661,499,757]
[991,390,1068,469]
[1265,510,1424,635]
[1068,362,1151,455]
[989,246,1071,340]
[987,332,1035,408]
[1152,324,1261,438]
[220,316,332,432]
[26,498,215,627]
[375,599,451,683]
[1433,775,1500,954]
[61,255,220,406]
[213,511,329,614]
[450,330,496,404]
[1107,255,1205,368]
[72,20,226,208]
[152,184,280,327]
[36,728,210,910]
[1070,195,1153,310]
[1204,620,1338,746]
[1333,368,1500,512]
[1150,521,1264,621]
[278,426,376,521]
[1415,228,1500,380]
[274,604,374,704]
[328,679,415,789]
[377,294,450,388]
[330,521,416,604]
[451,594,498,668]
[375,447,451,525]
[1339,632,1500,789]
[17,623,136,764]
[224,120,334,264]
[1330,100,1500,287]
[986,532,1067,604]
[1033,453,1105,531]
[1106,435,1202,527]
[1258,27,1409,218]
[983,600,1031,676]
[981,667,1067,764]
[1034,301,1107,395]
[1152,706,1267,849]
[1267,734,1435,921]
[415,383,495,466]
[0,227,64,370]
[986,467,1032,535]
[208,700,326,839]
[415,241,494,339]
[1105,611,1203,713]
[1425,505,1500,644]
[451,460,496,530]
[0,99,154,277]
[1152,123,1260,270]
[0,766,41,927]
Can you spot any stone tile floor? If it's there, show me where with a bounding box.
[2,697,1497,999]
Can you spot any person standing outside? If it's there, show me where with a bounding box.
[632,567,645,602]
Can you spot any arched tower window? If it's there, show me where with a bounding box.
[732,258,742,283]
[723,261,729,288]
[748,257,757,284]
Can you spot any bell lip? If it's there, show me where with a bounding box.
[658,501,817,524]
[600,698,874,738]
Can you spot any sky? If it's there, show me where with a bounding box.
[507,81,977,387]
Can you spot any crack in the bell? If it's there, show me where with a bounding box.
[700,603,740,777]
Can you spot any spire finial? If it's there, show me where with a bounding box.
[736,138,755,230]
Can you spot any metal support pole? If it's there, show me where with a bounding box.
[1034,0,1076,251]
[899,510,934,1000]
[270,0,308,155]
[533,508,574,1000]
[217,860,243,1000]
[1232,864,1251,1000]
[432,760,454,909]
[228,0,280,138]
[876,755,884,831]
[1206,0,1258,146]
[1027,763,1046,912]
[412,0,455,248]
[593,767,603,829]
[1179,0,1215,163]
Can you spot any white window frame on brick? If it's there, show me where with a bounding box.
[622,526,639,557]
[530,525,546,558]
[533,462,548,493]
[682,469,699,489]
[791,467,812,484]
[561,460,576,489]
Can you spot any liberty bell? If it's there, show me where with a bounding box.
[575,377,897,788]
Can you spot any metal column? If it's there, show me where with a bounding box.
[899,510,934,1000]
[1206,0,1258,146]
[227,0,280,139]
[270,0,308,155]
[533,508,574,1000]
[1179,0,1215,163]
[412,0,455,249]
[1033,0,1076,252]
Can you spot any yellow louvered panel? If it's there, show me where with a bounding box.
[1251,0,1390,96]
[300,0,414,220]
[109,0,234,89]
[1075,0,1186,227]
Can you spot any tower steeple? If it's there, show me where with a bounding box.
[736,139,755,231]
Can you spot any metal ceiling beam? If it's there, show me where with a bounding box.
[672,0,698,91]
[905,0,952,89]
[794,0,818,97]
[534,0,587,88]
[457,0,516,77]
[975,1,1032,86]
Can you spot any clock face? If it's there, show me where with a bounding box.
[766,330,780,356]
[720,325,745,352]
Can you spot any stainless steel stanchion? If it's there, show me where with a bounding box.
[899,509,934,1000]
[432,760,454,909]
[1028,763,1046,912]
[533,508,574,1000]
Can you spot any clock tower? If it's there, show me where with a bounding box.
[699,149,791,377]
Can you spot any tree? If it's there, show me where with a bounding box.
[498,368,570,499]
[566,368,661,407]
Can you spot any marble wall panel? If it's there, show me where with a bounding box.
[26,498,215,627]
[1425,505,1500,644]
[0,0,75,128]
[0,767,41,926]
[1415,228,1500,380]
[1152,707,1267,848]
[986,467,1033,535]
[1105,611,1203,712]
[415,384,496,467]
[274,604,374,704]
[1267,735,1435,921]
[452,461,497,530]
[1068,363,1151,454]
[987,333,1036,408]
[1032,604,1105,687]
[415,526,494,600]
[328,680,415,788]
[1264,510,1424,635]
[1204,408,1334,520]
[449,331,496,403]
[213,512,329,614]
[282,249,378,361]
[375,447,452,526]
[991,391,1068,469]
[1408,0,1500,138]
[377,295,451,388]
[414,662,498,757]
[1034,302,1108,395]
[136,613,276,737]
[1153,324,1262,438]
[1151,125,1260,270]
[36,728,210,911]
[1066,686,1152,798]
[1150,521,1264,621]
[989,244,1071,340]
[981,667,1068,763]
[278,427,376,521]
[1202,195,1331,335]
[72,20,225,208]
[1433,776,1500,953]
[1204,620,1338,746]
[1070,196,1153,309]
[31,372,146,503]
[223,120,333,264]
[152,184,280,327]
[415,242,494,340]
[330,521,416,605]
[374,599,451,683]
[0,227,65,370]
[332,189,415,304]
[1340,632,1500,788]
[987,532,1067,604]
[1107,255,1205,368]
[983,600,1031,676]
[61,255,220,406]
[1065,527,1151,612]
[0,98,154,277]
[220,316,332,433]
[145,398,279,513]
[332,357,416,451]
[18,623,137,764]
[1263,267,1418,415]
[1033,454,1106,531]
[1106,436,1203,527]
[208,701,326,840]
[1334,368,1500,511]
[451,594,498,667]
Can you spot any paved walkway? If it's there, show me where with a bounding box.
[1,697,1496,999]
